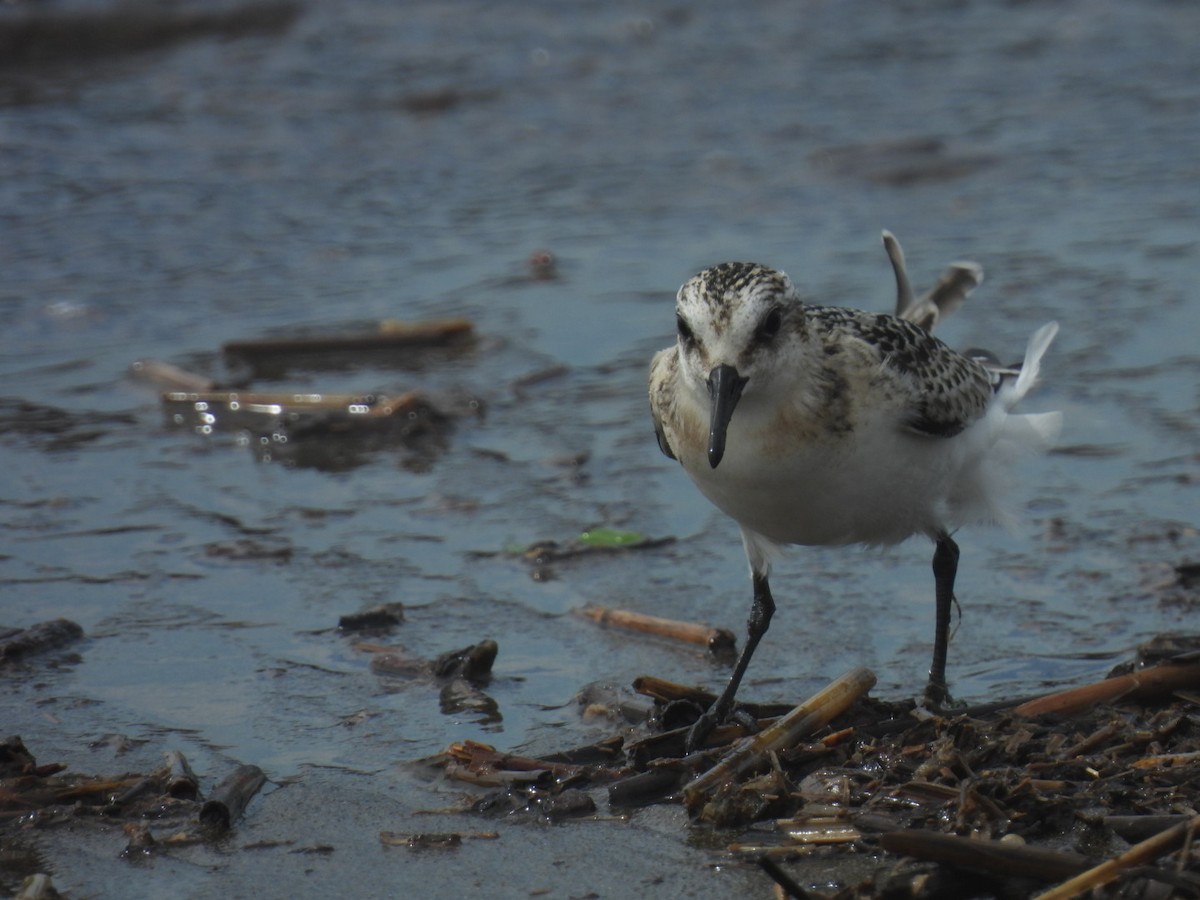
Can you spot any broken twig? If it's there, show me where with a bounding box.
[199,764,267,834]
[577,606,736,655]
[683,667,876,809]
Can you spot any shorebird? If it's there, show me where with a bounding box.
[649,233,1060,749]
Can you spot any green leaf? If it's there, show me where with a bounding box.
[578,527,644,547]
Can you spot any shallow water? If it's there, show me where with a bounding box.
[2,0,1199,896]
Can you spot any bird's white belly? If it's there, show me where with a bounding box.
[682,417,969,547]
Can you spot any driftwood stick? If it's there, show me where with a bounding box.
[1060,721,1122,759]
[1013,663,1200,718]
[199,765,266,834]
[881,830,1092,882]
[1032,813,1200,900]
[164,750,199,800]
[578,606,736,654]
[682,668,875,808]
[632,675,716,706]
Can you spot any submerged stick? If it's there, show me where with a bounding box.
[578,606,736,655]
[1032,814,1200,900]
[682,667,875,809]
[1013,663,1200,718]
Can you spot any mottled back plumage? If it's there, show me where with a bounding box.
[801,305,993,437]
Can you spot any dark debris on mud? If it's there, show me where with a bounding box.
[0,735,266,898]
[421,636,1200,900]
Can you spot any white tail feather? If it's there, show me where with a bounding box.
[1004,321,1058,409]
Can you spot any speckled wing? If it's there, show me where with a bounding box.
[818,308,994,438]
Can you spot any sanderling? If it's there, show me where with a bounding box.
[649,233,1060,748]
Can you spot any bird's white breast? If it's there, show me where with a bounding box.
[667,382,1019,549]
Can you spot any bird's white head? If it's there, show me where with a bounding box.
[674,262,807,469]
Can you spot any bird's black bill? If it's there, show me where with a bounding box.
[706,364,748,468]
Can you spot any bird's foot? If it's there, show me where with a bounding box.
[921,679,952,712]
[684,709,718,753]
[683,705,758,753]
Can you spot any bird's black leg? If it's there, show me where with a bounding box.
[686,570,775,751]
[924,533,959,708]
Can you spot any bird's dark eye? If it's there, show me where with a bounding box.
[676,313,695,345]
[756,307,783,343]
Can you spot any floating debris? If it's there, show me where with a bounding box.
[138,315,480,471]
